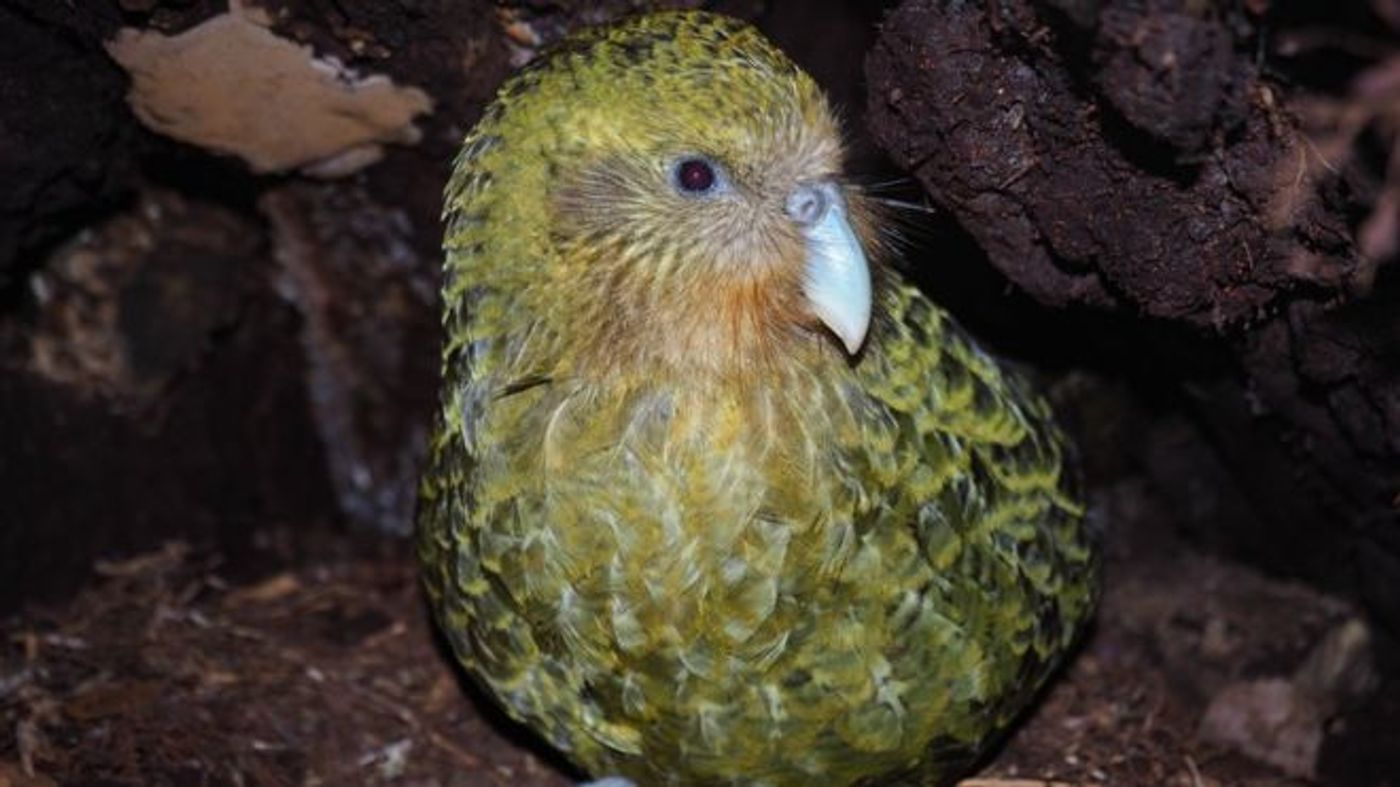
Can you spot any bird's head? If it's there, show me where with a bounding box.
[445,12,877,381]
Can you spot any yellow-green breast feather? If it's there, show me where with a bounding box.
[419,11,1098,787]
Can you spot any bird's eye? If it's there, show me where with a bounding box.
[674,157,718,194]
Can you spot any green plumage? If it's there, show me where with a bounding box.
[419,12,1098,786]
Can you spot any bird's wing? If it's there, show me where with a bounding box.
[848,280,1099,741]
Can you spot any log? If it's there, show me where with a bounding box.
[866,0,1400,631]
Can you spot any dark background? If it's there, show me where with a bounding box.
[1,1,1397,784]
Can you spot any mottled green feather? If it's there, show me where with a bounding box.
[419,11,1098,787]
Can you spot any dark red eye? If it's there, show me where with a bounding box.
[676,158,716,193]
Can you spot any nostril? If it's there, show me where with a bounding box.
[786,186,828,227]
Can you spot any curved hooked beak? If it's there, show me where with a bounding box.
[786,182,871,356]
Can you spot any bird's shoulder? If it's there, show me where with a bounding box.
[856,281,1082,516]
[850,279,1097,676]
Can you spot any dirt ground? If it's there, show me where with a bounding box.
[2,492,1393,787]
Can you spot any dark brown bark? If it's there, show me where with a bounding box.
[866,0,1400,631]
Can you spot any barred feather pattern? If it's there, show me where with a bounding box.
[419,12,1098,787]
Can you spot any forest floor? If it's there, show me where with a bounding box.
[2,494,1391,787]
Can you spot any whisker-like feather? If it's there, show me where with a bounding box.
[868,196,940,216]
[848,177,920,194]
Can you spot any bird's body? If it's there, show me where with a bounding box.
[419,12,1098,786]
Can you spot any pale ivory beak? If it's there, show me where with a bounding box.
[787,182,871,355]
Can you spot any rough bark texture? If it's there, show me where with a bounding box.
[869,0,1359,325]
[866,0,1400,634]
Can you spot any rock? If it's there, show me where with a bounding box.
[1199,619,1377,779]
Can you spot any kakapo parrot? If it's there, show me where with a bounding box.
[417,11,1099,787]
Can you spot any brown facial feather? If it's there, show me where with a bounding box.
[549,132,854,379]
